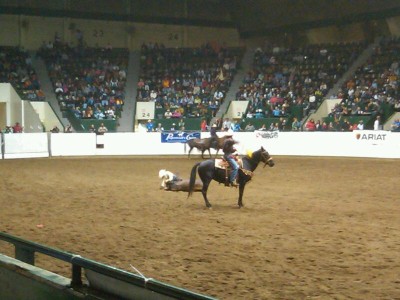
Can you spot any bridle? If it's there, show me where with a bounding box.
[261,151,273,168]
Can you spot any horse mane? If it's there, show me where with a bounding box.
[242,148,263,170]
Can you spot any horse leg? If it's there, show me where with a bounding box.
[201,179,212,208]
[237,184,246,208]
[188,146,193,158]
[208,148,212,158]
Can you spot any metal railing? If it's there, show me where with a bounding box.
[0,231,216,300]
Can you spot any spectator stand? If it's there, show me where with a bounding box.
[0,46,45,101]
[338,36,400,130]
[38,42,129,132]
[135,42,245,131]
[232,42,366,131]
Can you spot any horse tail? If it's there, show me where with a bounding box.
[188,162,201,198]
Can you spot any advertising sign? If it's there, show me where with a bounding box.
[161,131,201,143]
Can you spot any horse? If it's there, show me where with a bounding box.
[187,135,230,159]
[165,179,203,192]
[187,146,274,208]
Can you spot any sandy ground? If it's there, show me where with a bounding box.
[0,156,399,300]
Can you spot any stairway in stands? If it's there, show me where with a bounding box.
[31,53,69,127]
[211,47,255,124]
[303,37,384,126]
[117,50,140,132]
[325,37,383,99]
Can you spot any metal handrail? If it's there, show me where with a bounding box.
[0,231,216,300]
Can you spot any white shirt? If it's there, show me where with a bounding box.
[160,170,176,188]
[214,91,223,100]
[374,119,380,130]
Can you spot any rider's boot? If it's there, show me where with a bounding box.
[230,174,239,187]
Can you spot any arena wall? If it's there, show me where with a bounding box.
[387,16,400,36]
[306,23,366,44]
[1,131,399,159]
[22,101,45,133]
[0,14,20,46]
[30,101,63,132]
[0,84,26,129]
[0,83,47,133]
[0,14,240,50]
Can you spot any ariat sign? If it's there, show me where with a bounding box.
[356,133,387,141]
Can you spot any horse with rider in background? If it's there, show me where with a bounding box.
[186,133,231,159]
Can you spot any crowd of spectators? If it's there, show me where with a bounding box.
[303,117,363,131]
[235,42,366,122]
[336,36,400,122]
[0,46,45,101]
[137,42,243,121]
[3,35,400,134]
[38,38,128,121]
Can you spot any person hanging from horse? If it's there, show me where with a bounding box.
[210,123,218,149]
[159,169,181,190]
[222,134,240,187]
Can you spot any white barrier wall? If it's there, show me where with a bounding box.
[50,133,97,156]
[3,133,49,159]
[246,131,400,159]
[2,131,400,159]
[94,133,188,156]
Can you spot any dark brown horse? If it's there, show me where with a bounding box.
[187,135,230,159]
[188,147,274,208]
[165,179,203,192]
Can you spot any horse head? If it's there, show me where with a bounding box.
[260,146,275,168]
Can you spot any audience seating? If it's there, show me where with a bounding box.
[0,46,44,101]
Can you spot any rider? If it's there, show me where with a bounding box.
[159,169,181,190]
[210,123,218,148]
[222,135,239,187]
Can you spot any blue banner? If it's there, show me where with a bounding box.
[161,131,201,143]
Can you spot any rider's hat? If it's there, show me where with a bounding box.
[159,169,167,178]
[212,124,217,128]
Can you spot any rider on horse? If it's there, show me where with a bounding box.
[222,135,239,187]
[210,123,218,148]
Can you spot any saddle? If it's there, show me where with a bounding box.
[215,157,253,187]
[215,157,243,169]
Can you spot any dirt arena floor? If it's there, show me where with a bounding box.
[0,155,399,299]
